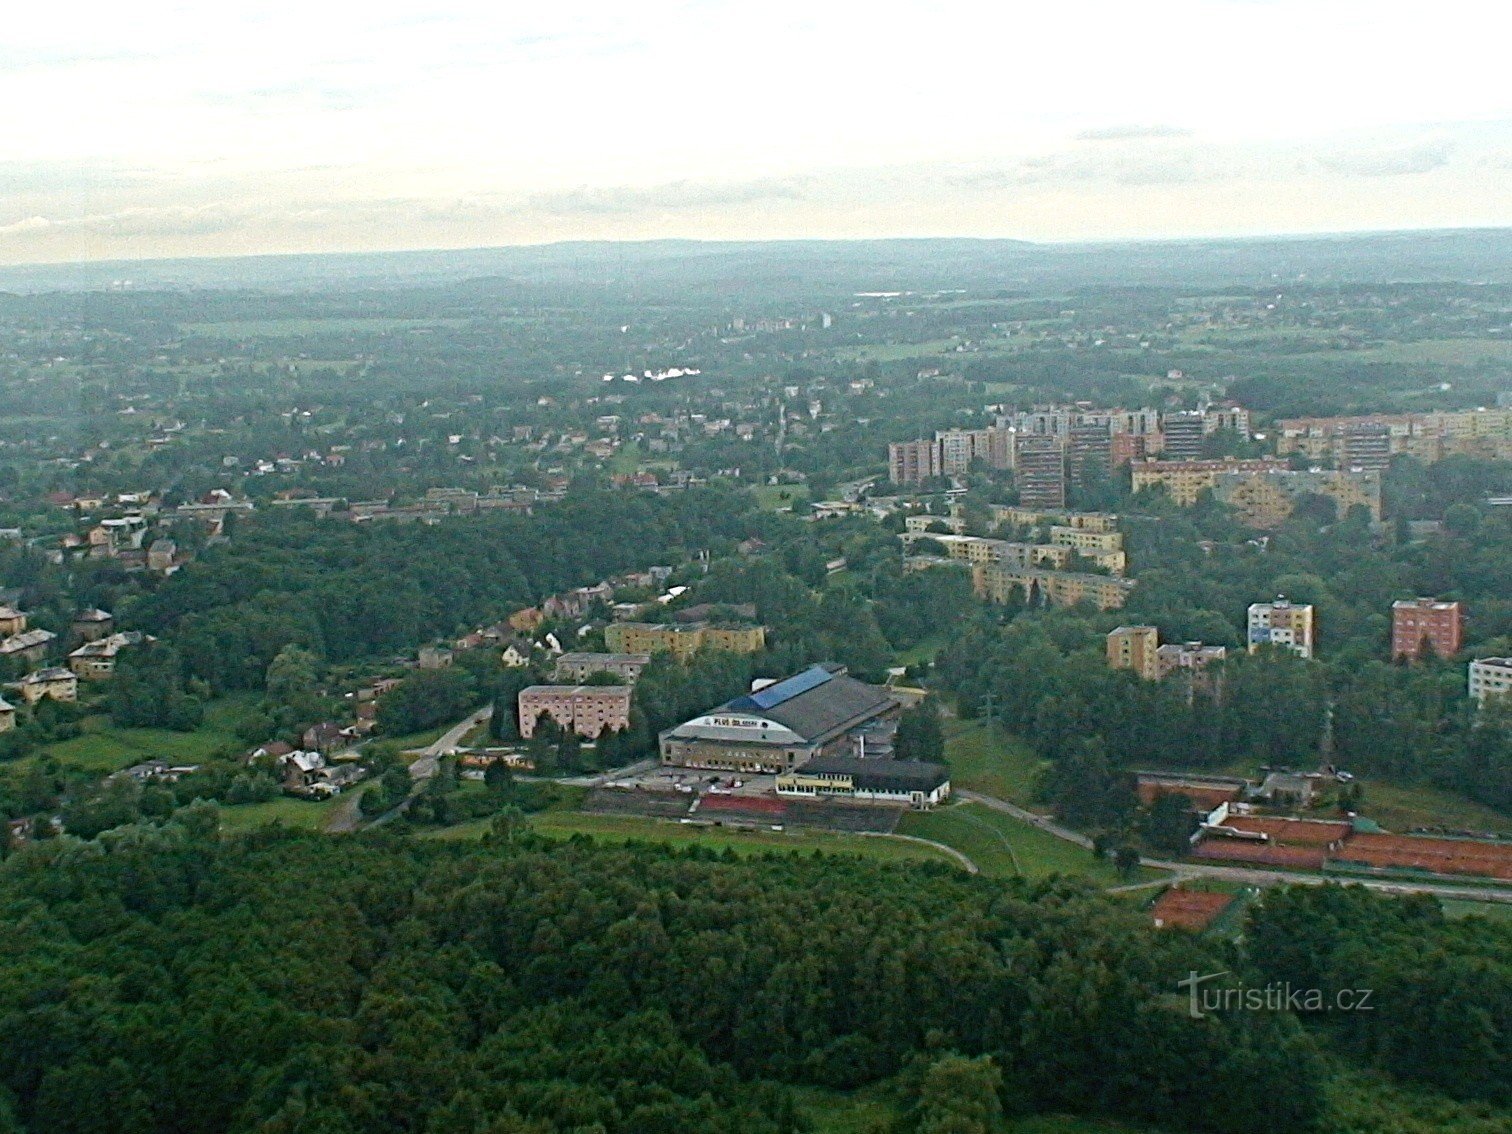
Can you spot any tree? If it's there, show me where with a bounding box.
[897,1053,1006,1134]
[1143,793,1196,857]
[1114,845,1141,878]
[378,669,477,736]
[895,700,945,763]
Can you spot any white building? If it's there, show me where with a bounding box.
[1246,599,1315,659]
[1468,657,1512,706]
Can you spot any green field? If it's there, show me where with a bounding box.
[425,809,961,868]
[900,802,1159,886]
[217,795,345,832]
[944,719,1046,806]
[751,483,811,511]
[1353,779,1512,836]
[1440,899,1512,923]
[25,693,259,773]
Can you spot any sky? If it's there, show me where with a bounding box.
[1,0,1509,263]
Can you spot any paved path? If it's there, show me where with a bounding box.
[406,706,493,781]
[860,831,978,874]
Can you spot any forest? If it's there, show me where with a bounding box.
[0,811,1507,1134]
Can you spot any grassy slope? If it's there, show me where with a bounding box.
[900,803,1155,886]
[25,693,258,773]
[944,719,1047,807]
[217,795,344,832]
[423,809,960,869]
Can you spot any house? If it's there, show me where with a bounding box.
[0,628,57,665]
[418,645,454,669]
[248,740,295,763]
[302,722,346,753]
[14,667,78,704]
[0,696,15,732]
[147,538,178,573]
[277,749,327,790]
[0,605,27,637]
[501,639,533,668]
[72,608,115,642]
[67,631,150,680]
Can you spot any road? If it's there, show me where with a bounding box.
[958,789,1512,905]
[407,705,493,782]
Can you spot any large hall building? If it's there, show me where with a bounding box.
[659,664,899,774]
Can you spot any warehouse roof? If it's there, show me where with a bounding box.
[722,665,895,744]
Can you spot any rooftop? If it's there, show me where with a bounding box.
[797,757,950,793]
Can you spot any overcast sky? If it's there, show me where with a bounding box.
[2,0,1509,263]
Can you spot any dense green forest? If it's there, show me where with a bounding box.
[0,813,1507,1134]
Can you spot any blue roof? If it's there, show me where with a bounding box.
[725,665,834,712]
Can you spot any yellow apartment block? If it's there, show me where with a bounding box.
[1131,458,1288,506]
[604,621,766,659]
[976,564,1135,611]
[1107,626,1160,680]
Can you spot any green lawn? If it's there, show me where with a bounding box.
[22,693,260,775]
[217,795,344,832]
[426,809,960,868]
[1353,780,1511,837]
[893,635,947,668]
[1439,899,1512,923]
[900,802,1160,886]
[751,483,811,511]
[944,719,1047,807]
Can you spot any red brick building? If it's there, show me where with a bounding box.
[518,685,633,739]
[1391,598,1463,662]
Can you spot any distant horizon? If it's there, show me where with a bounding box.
[3,222,1508,275]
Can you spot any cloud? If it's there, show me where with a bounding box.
[1075,124,1195,142]
[1317,141,1454,177]
[529,179,804,216]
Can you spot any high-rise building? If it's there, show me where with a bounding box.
[1107,626,1160,680]
[1155,642,1228,697]
[1391,598,1463,662]
[1468,657,1512,705]
[1014,435,1066,509]
[888,439,940,485]
[1067,421,1113,487]
[1340,423,1392,472]
[1161,411,1207,460]
[1247,598,1316,658]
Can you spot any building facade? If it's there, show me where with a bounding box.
[1247,599,1315,658]
[604,621,766,659]
[552,652,652,683]
[1131,458,1288,506]
[518,684,633,739]
[1107,626,1160,680]
[775,757,951,809]
[1391,599,1464,662]
[978,565,1134,610]
[1468,658,1512,706]
[1014,435,1067,509]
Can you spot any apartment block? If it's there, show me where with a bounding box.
[1160,411,1207,460]
[1247,599,1315,658]
[1391,599,1464,662]
[1156,642,1228,696]
[1014,435,1067,509]
[1212,468,1382,527]
[978,564,1134,610]
[1132,457,1287,506]
[888,439,941,485]
[518,684,633,739]
[604,621,765,659]
[1107,626,1160,680]
[1468,658,1512,706]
